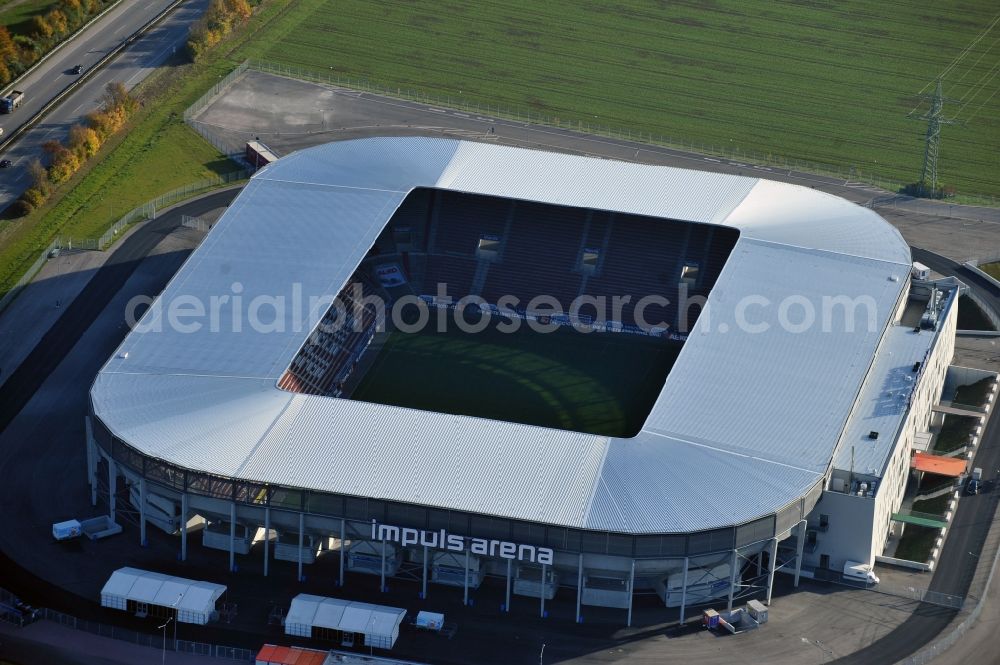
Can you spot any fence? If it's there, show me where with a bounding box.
[181,214,213,233]
[183,60,250,123]
[97,170,249,250]
[0,238,63,315]
[230,60,999,206]
[41,607,255,662]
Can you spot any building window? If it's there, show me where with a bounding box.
[680,262,700,286]
[476,234,501,260]
[580,248,600,274]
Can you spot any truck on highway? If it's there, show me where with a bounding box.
[1,90,24,113]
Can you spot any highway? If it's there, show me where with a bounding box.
[0,0,208,212]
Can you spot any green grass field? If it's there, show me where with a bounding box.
[351,317,680,437]
[252,0,1000,197]
[982,262,1000,281]
[0,0,57,36]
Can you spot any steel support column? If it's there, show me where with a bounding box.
[505,559,512,612]
[297,512,305,582]
[540,563,547,618]
[380,537,387,592]
[422,545,428,599]
[679,557,689,625]
[339,519,345,587]
[576,553,583,623]
[229,502,237,572]
[85,417,96,506]
[138,478,147,546]
[727,549,738,611]
[463,549,470,606]
[766,537,778,605]
[108,459,116,522]
[263,506,270,577]
[794,519,807,587]
[180,493,188,562]
[626,560,635,627]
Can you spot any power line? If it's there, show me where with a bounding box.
[960,85,1000,124]
[907,12,1000,115]
[909,79,959,194]
[952,34,1000,87]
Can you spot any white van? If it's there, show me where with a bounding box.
[843,560,879,584]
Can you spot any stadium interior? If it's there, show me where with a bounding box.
[278,188,739,436]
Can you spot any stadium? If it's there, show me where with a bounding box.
[86,137,958,626]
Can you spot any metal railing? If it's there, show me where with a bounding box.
[183,60,250,123]
[0,238,63,315]
[42,607,255,662]
[181,214,213,233]
[97,170,248,249]
[232,59,1000,207]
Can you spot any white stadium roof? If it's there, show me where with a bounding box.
[91,137,911,534]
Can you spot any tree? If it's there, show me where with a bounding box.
[47,9,69,36]
[0,26,17,65]
[30,15,53,40]
[68,123,101,159]
[27,158,51,195]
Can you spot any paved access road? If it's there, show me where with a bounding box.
[830,248,1000,664]
[0,0,208,212]
[0,188,235,431]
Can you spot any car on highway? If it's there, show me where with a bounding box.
[0,159,12,168]
[72,64,83,75]
[967,477,980,495]
[0,127,4,137]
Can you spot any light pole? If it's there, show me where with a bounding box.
[539,643,545,665]
[158,617,173,665]
[173,592,182,650]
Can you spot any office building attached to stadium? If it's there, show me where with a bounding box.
[87,137,960,624]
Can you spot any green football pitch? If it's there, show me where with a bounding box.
[350,318,681,438]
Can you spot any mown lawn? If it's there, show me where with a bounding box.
[6,0,1000,297]
[894,525,938,563]
[982,262,1000,281]
[933,414,978,453]
[254,0,1000,197]
[0,0,57,36]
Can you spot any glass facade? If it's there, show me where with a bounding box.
[91,411,819,559]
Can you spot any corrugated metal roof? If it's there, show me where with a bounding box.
[833,288,957,476]
[92,137,913,535]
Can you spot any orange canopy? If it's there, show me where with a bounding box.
[911,452,966,478]
[256,645,327,665]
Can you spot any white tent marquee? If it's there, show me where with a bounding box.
[285,594,406,649]
[100,567,226,625]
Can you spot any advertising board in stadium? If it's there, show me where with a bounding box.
[375,263,407,287]
[371,520,554,565]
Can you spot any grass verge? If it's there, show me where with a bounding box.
[0,0,302,299]
[981,262,1000,282]
[911,493,951,517]
[893,525,938,563]
[251,0,1000,197]
[954,377,995,409]
[933,414,978,454]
